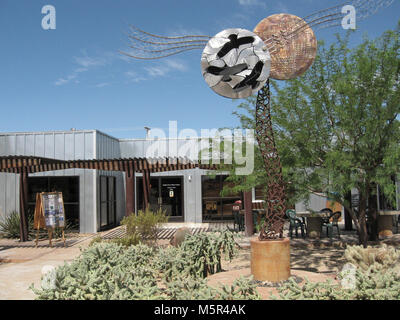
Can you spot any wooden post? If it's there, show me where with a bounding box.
[125,171,135,216]
[19,169,29,242]
[142,170,150,210]
[344,191,353,231]
[244,190,254,237]
[62,228,66,247]
[48,228,53,247]
[142,171,148,209]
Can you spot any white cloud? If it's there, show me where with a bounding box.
[165,60,187,72]
[73,54,106,68]
[54,74,77,86]
[144,59,188,78]
[94,82,111,88]
[124,71,147,83]
[54,51,112,86]
[238,0,266,7]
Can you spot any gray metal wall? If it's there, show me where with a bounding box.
[0,131,220,229]
[0,173,19,222]
[120,138,203,160]
[0,131,98,233]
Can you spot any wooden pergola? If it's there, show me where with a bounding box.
[0,156,217,242]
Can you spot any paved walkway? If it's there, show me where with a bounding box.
[102,222,234,240]
[1,221,399,300]
[0,235,96,300]
[102,221,400,248]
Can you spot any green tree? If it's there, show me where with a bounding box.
[228,23,400,247]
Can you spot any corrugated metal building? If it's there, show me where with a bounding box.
[0,130,240,233]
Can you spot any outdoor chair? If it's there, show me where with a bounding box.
[322,211,341,239]
[285,209,306,239]
[232,209,244,232]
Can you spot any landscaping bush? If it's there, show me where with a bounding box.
[0,210,77,240]
[111,234,141,247]
[121,208,168,244]
[179,229,238,277]
[0,211,33,239]
[31,229,259,300]
[275,245,400,300]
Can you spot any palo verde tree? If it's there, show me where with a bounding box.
[225,23,400,247]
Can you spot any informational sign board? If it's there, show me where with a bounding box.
[34,192,66,247]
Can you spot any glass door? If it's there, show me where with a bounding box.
[100,176,116,230]
[136,176,184,222]
[160,177,183,221]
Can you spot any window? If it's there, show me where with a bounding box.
[28,176,79,227]
[202,175,242,221]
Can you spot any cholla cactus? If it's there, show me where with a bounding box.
[344,244,400,272]
[216,276,261,300]
[275,244,400,300]
[30,229,255,300]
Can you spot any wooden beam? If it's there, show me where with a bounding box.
[244,190,254,237]
[19,169,29,242]
[125,170,135,216]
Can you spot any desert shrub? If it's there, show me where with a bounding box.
[30,242,161,300]
[344,244,400,272]
[179,229,239,277]
[111,234,141,247]
[88,236,103,247]
[121,208,168,244]
[275,245,400,300]
[163,274,260,300]
[216,276,261,300]
[52,220,77,238]
[31,229,258,300]
[0,211,34,239]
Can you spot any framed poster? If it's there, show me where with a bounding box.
[34,192,66,247]
[41,192,65,228]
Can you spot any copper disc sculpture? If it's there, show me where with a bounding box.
[254,13,317,80]
[122,0,393,240]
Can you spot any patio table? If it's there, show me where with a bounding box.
[296,211,331,239]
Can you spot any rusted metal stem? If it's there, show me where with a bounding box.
[255,81,286,240]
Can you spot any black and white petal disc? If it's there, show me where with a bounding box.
[201,28,271,99]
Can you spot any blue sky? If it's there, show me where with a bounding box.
[0,0,399,139]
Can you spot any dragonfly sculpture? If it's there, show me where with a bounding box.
[121,0,394,240]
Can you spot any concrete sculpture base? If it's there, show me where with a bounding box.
[250,237,290,282]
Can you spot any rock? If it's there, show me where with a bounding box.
[340,263,357,290]
[170,227,191,247]
[41,265,56,290]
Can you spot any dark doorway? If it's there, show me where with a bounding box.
[100,176,116,230]
[27,176,80,228]
[137,176,184,222]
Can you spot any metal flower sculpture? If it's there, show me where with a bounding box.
[122,0,394,240]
